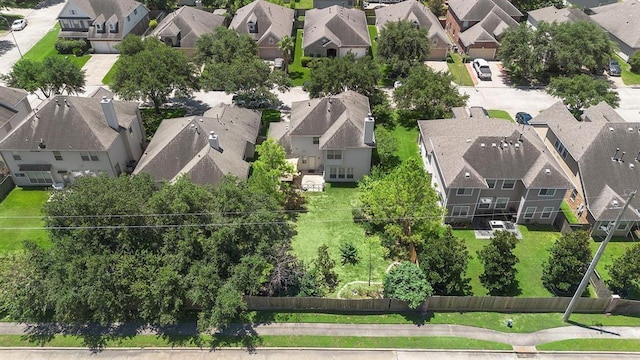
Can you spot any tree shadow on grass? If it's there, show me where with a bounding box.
[22,322,142,353]
[214,323,262,353]
[154,321,204,348]
[289,71,304,81]
[400,311,435,326]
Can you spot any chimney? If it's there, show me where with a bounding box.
[364,113,375,145]
[101,96,120,130]
[209,131,219,150]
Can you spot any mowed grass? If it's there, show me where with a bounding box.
[102,59,118,85]
[291,184,391,297]
[487,109,514,122]
[447,53,474,86]
[591,237,640,299]
[538,339,640,352]
[294,0,314,9]
[23,23,91,68]
[289,29,310,86]
[368,25,377,60]
[613,54,640,86]
[391,125,419,162]
[453,225,561,297]
[0,188,50,252]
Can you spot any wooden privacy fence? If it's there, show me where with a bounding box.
[0,176,15,202]
[244,295,638,314]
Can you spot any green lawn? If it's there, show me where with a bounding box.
[447,53,474,86]
[560,201,579,224]
[102,60,118,85]
[487,110,514,122]
[591,238,640,299]
[613,54,640,86]
[368,25,377,60]
[289,29,310,86]
[391,125,419,162]
[22,23,91,68]
[453,225,562,297]
[294,0,314,9]
[538,339,640,352]
[291,184,391,297]
[0,188,50,252]
[252,311,640,333]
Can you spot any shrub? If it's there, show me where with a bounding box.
[445,53,454,63]
[149,19,158,29]
[55,39,87,55]
[461,54,471,63]
[72,47,83,57]
[87,47,95,54]
[629,51,640,73]
[339,242,359,265]
[300,56,313,67]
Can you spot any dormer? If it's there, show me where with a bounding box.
[247,14,258,34]
[107,14,118,33]
[93,14,105,33]
[407,13,420,29]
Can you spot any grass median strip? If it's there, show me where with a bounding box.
[537,339,640,352]
[0,335,511,350]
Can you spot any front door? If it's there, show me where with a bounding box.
[308,156,316,170]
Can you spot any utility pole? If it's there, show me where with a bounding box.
[562,191,636,322]
[0,16,23,59]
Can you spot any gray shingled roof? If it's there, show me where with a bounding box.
[590,0,640,50]
[0,86,28,107]
[375,0,450,47]
[527,6,588,25]
[58,0,147,40]
[230,0,295,44]
[418,118,572,189]
[447,0,521,22]
[133,104,260,186]
[303,6,370,49]
[459,5,518,46]
[152,6,225,48]
[0,95,139,151]
[289,91,374,149]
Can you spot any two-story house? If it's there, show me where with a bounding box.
[0,86,32,143]
[375,0,452,60]
[57,0,150,53]
[530,101,640,237]
[303,6,371,58]
[418,112,573,225]
[268,91,375,182]
[0,89,146,187]
[590,0,640,61]
[133,104,261,186]
[229,0,295,59]
[445,0,522,60]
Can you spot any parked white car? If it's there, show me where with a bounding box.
[472,58,492,80]
[11,19,27,31]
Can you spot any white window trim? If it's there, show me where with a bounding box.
[540,207,554,219]
[486,179,496,189]
[502,180,516,190]
[451,205,470,217]
[538,189,556,197]
[494,197,509,210]
[456,188,473,196]
[523,206,536,219]
[478,197,493,209]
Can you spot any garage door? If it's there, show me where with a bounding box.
[428,48,448,60]
[259,47,281,60]
[468,48,496,60]
[91,41,119,54]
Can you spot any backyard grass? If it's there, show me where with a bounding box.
[391,125,419,162]
[289,29,310,86]
[453,225,561,297]
[487,110,514,122]
[368,25,377,60]
[613,54,640,86]
[291,184,391,297]
[0,188,50,252]
[447,53,474,86]
[560,201,580,224]
[22,23,91,68]
[591,237,640,299]
[294,0,314,9]
[251,311,640,333]
[538,339,640,352]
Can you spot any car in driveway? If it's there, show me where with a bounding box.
[606,60,622,77]
[11,19,27,31]
[515,112,532,125]
[472,58,492,80]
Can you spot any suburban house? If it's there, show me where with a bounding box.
[526,5,588,29]
[0,89,146,187]
[56,0,150,53]
[133,104,261,186]
[418,110,573,225]
[303,6,371,58]
[530,101,640,237]
[0,86,32,142]
[268,91,376,182]
[375,0,452,60]
[590,0,640,61]
[313,0,354,8]
[151,6,226,56]
[445,0,522,59]
[567,0,617,10]
[229,0,295,59]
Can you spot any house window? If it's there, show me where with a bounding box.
[329,167,337,179]
[432,39,437,45]
[247,21,257,33]
[128,126,133,134]
[26,171,52,184]
[451,206,470,217]
[486,179,496,189]
[14,173,25,177]
[502,180,516,190]
[326,150,342,160]
[617,221,629,230]
[346,167,354,179]
[134,9,138,15]
[70,9,76,15]
[80,152,99,162]
[553,139,568,159]
[495,197,509,210]
[523,206,536,219]
[269,37,274,45]
[53,151,63,161]
[540,207,554,219]
[12,153,21,161]
[301,156,307,164]
[538,189,556,197]
[456,188,473,196]
[312,137,319,144]
[478,197,493,209]
[570,189,578,202]
[127,15,130,22]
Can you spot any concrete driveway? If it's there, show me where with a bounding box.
[471,61,510,88]
[82,54,119,86]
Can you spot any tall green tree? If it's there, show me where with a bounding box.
[498,23,545,83]
[111,36,198,113]
[628,51,640,73]
[419,228,472,296]
[2,57,85,98]
[314,244,339,291]
[377,20,431,77]
[606,243,640,298]
[542,231,592,296]
[358,157,443,263]
[551,21,614,75]
[509,0,563,12]
[277,35,295,73]
[548,74,620,117]
[478,231,519,295]
[393,65,468,121]
[200,57,290,95]
[0,0,15,10]
[249,138,294,204]
[383,261,432,309]
[428,0,445,17]
[194,27,257,66]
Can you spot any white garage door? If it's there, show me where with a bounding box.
[468,48,496,60]
[91,41,119,54]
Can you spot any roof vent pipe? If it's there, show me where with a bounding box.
[619,151,625,162]
[612,147,620,161]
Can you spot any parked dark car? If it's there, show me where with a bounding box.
[606,60,622,77]
[515,112,532,125]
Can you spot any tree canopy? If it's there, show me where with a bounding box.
[2,57,85,98]
[478,231,519,296]
[419,227,472,296]
[509,0,563,12]
[383,261,432,309]
[194,27,257,66]
[111,36,198,113]
[629,51,640,73]
[358,157,443,263]
[606,243,640,298]
[541,231,592,296]
[547,74,620,116]
[377,20,431,78]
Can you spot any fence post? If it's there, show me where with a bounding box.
[605,294,621,314]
